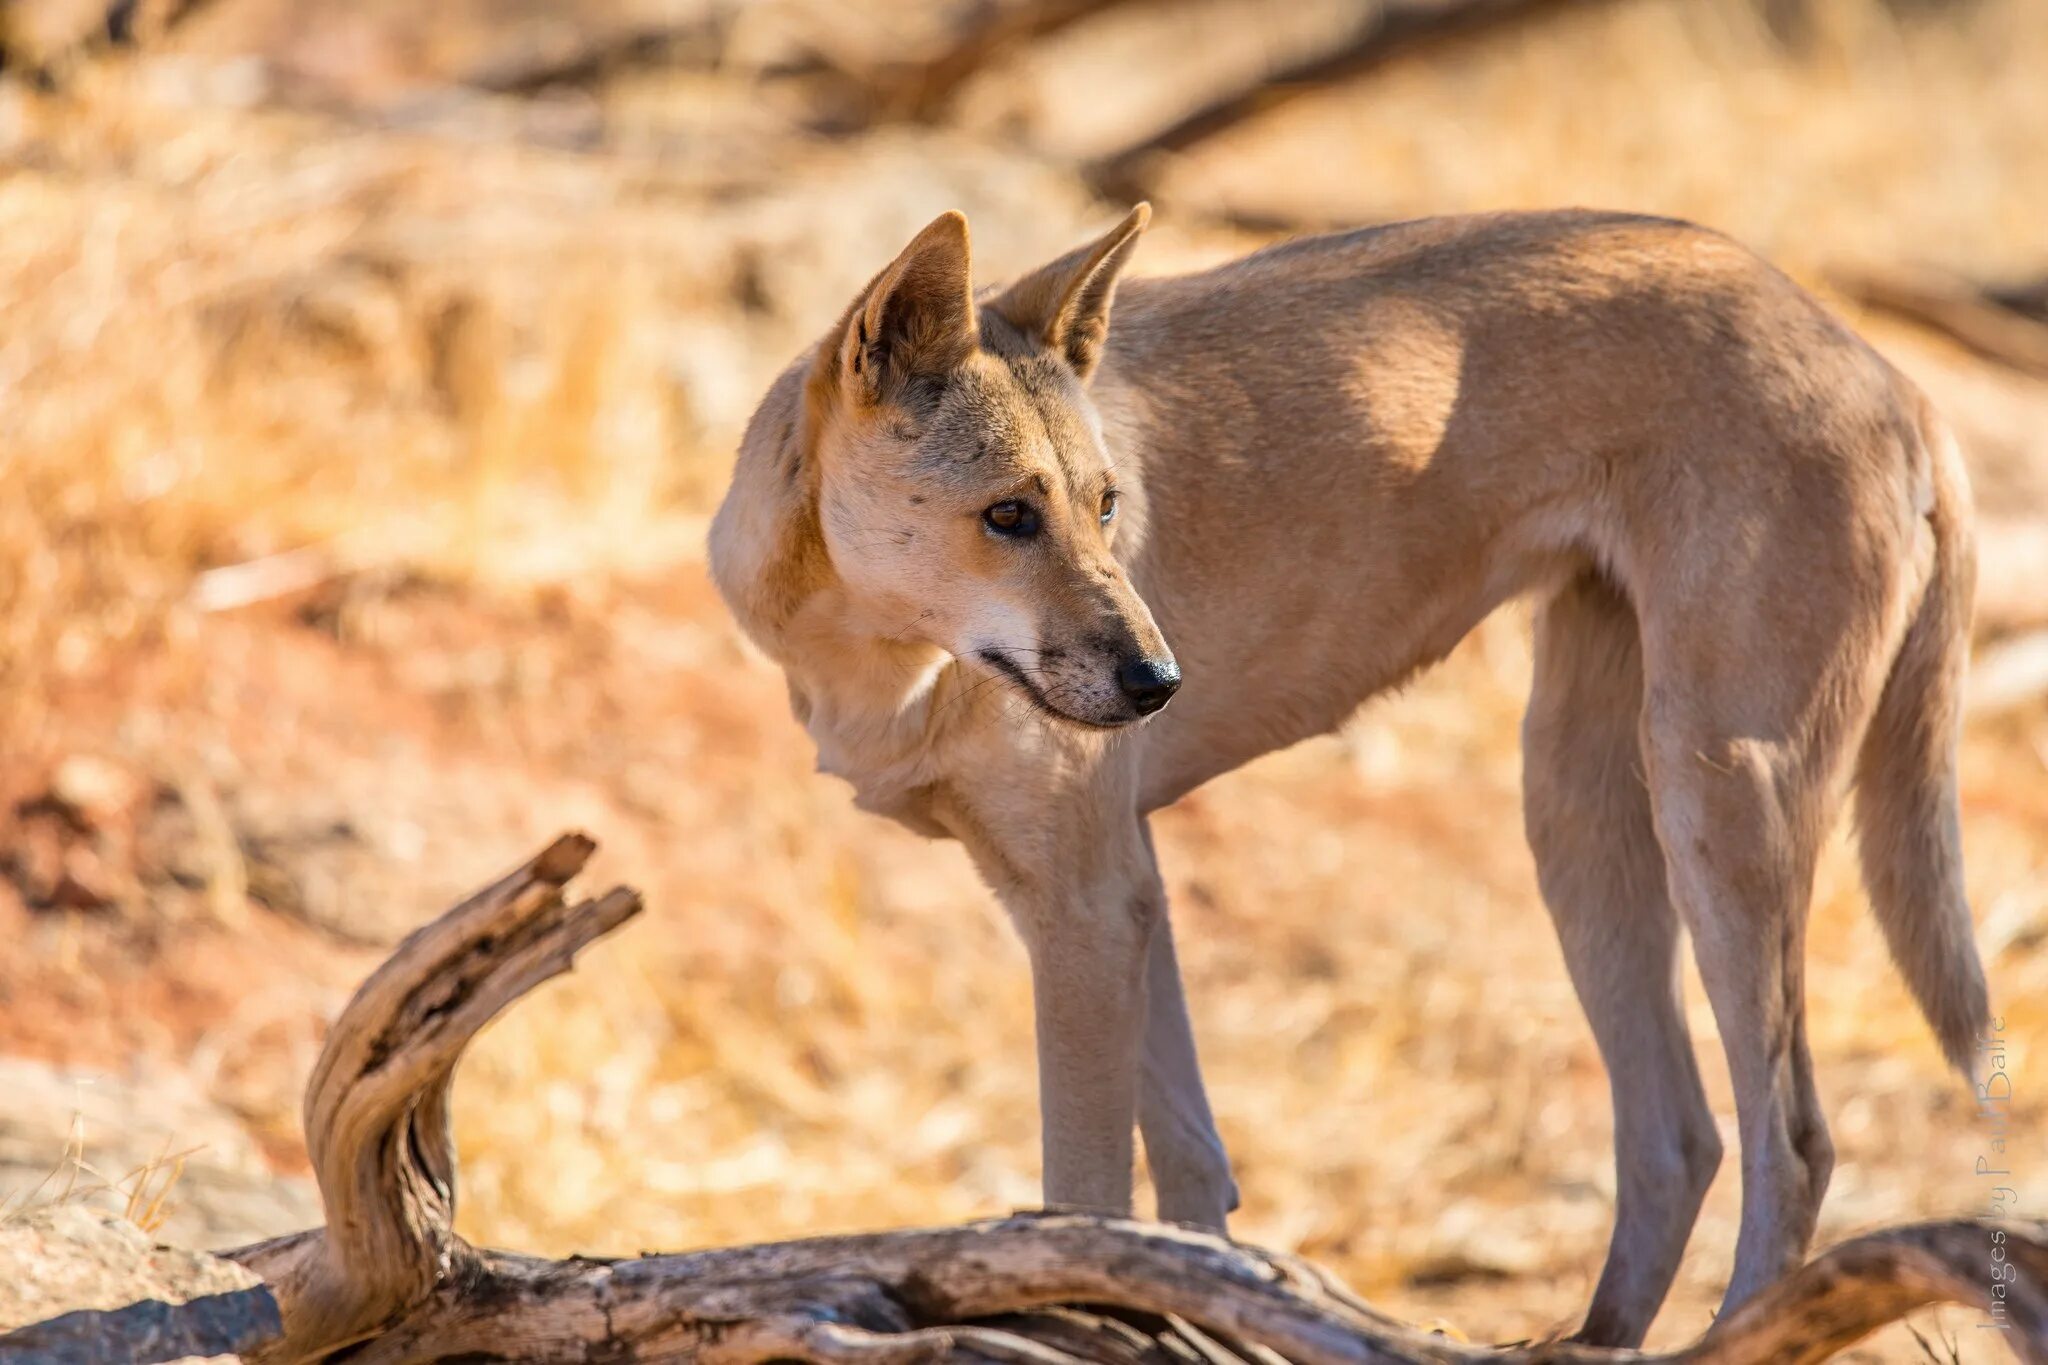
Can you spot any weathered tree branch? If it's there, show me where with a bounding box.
[223,833,2048,1363]
[1084,0,1616,204]
[228,832,643,1359]
[1836,267,2048,380]
[462,12,736,97]
[863,0,1148,125]
[0,1285,281,1364]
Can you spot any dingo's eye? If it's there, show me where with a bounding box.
[1100,490,1119,526]
[984,500,1040,537]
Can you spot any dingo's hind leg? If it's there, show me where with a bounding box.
[1525,572,1721,1348]
[1635,507,1908,1314]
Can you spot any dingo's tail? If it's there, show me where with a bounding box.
[1853,406,1990,1075]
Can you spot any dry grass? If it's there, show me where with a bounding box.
[0,1111,197,1238]
[1,1,2045,1359]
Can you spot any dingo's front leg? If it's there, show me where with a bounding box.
[975,796,1225,1220]
[962,780,1162,1217]
[1007,864,1155,1215]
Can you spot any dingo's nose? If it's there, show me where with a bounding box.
[1118,657,1181,716]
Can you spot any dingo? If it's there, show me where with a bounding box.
[708,205,1989,1346]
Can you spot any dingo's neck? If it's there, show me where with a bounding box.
[782,613,961,831]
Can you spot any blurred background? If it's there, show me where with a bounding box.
[2,0,2045,1357]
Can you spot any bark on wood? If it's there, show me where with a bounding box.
[226,833,2048,1363]
[0,1286,281,1365]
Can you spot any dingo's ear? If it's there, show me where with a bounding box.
[989,203,1149,382]
[836,210,977,407]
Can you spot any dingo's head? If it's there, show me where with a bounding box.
[713,207,1178,729]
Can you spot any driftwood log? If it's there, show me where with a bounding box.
[225,833,2048,1364]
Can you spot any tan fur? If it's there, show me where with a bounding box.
[708,206,1990,1347]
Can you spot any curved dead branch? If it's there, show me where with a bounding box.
[227,833,2047,1364]
[228,832,643,1359]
